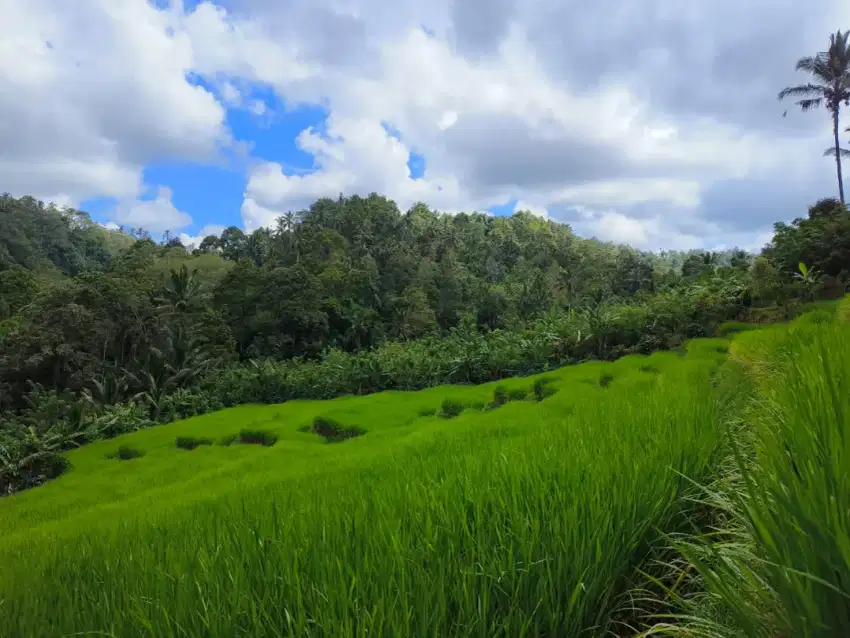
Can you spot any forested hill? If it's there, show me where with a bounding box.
[0,194,132,276]
[1,191,847,493]
[1,191,750,408]
[0,193,745,347]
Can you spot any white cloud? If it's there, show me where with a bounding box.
[3,0,849,251]
[0,0,227,204]
[179,224,227,248]
[241,114,471,229]
[514,200,548,218]
[111,186,192,235]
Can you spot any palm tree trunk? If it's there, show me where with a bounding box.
[834,109,845,204]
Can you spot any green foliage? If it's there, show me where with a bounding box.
[532,377,557,401]
[598,373,615,388]
[237,429,278,447]
[107,446,143,461]
[661,309,850,636]
[310,416,366,443]
[0,190,835,497]
[175,436,214,451]
[492,385,508,407]
[0,194,130,275]
[0,343,737,636]
[716,320,758,337]
[506,388,528,401]
[218,433,237,447]
[439,398,465,419]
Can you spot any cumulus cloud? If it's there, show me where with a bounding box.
[0,0,227,207]
[179,224,227,248]
[241,114,471,229]
[112,187,192,235]
[3,0,850,248]
[184,0,846,247]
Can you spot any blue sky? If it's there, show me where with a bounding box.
[81,88,438,239]
[5,0,846,251]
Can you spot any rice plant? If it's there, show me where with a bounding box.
[0,345,738,637]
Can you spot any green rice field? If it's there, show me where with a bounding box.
[3,317,849,637]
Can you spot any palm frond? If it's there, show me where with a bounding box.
[795,55,822,73]
[797,98,825,111]
[778,84,826,100]
[823,147,850,158]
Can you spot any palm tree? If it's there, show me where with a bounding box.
[780,30,850,204]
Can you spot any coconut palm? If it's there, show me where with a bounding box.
[780,30,850,204]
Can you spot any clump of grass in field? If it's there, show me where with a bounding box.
[237,429,278,447]
[533,377,557,402]
[490,385,532,409]
[418,407,437,417]
[491,385,509,407]
[507,388,528,401]
[599,372,615,388]
[175,436,214,451]
[218,433,237,446]
[439,398,465,418]
[310,416,366,443]
[106,446,143,461]
[639,365,660,374]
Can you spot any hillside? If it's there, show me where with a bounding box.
[1,340,734,636]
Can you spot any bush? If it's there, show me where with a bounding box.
[310,417,366,443]
[175,436,214,451]
[107,446,144,461]
[599,373,614,388]
[439,399,465,419]
[218,433,237,447]
[0,446,70,496]
[492,386,508,407]
[238,429,278,447]
[507,388,528,401]
[532,377,557,402]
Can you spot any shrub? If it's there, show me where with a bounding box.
[310,417,366,443]
[532,377,557,402]
[598,373,614,388]
[218,433,237,447]
[107,446,144,461]
[439,399,465,419]
[238,429,278,447]
[175,436,214,451]
[507,388,528,401]
[492,386,508,407]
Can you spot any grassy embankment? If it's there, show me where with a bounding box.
[0,338,742,637]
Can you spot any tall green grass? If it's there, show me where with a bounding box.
[647,312,850,637]
[0,346,735,637]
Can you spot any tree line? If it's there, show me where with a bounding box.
[0,188,846,494]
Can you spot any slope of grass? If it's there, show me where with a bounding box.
[641,309,850,637]
[0,341,736,637]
